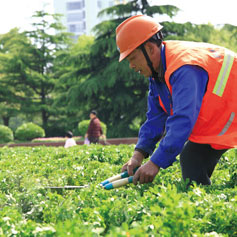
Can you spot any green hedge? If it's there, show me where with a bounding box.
[78,120,107,136]
[0,146,236,235]
[15,122,45,141]
[0,125,14,143]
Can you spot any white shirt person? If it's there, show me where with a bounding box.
[64,131,77,148]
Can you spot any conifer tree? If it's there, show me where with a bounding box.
[61,0,180,137]
[57,1,237,137]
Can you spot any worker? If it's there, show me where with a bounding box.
[116,15,237,186]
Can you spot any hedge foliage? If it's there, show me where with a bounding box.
[78,119,107,136]
[15,122,45,141]
[0,145,236,236]
[0,125,14,143]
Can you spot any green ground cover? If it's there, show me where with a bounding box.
[0,145,236,236]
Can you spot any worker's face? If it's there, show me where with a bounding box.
[126,48,151,77]
[126,42,160,78]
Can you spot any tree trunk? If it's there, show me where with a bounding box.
[2,116,10,126]
[42,109,48,130]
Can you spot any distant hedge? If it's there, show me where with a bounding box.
[78,120,107,136]
[15,122,45,141]
[0,125,14,143]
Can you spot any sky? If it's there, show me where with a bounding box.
[153,0,237,26]
[0,0,54,34]
[0,0,236,34]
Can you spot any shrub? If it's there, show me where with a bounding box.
[0,125,14,143]
[78,120,107,136]
[15,122,45,141]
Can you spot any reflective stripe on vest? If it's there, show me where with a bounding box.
[218,112,235,136]
[213,49,235,97]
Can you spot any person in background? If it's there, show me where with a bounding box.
[116,15,237,186]
[64,131,77,148]
[85,110,103,144]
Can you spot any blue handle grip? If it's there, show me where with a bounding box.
[121,167,139,178]
[104,176,134,190]
[100,167,139,187]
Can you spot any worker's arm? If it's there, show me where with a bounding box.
[135,78,168,156]
[122,79,168,176]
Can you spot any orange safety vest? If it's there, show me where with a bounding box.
[163,41,237,149]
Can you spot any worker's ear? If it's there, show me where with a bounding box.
[145,41,156,55]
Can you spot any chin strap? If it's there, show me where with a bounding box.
[139,44,159,80]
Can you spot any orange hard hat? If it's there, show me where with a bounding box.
[116,15,163,62]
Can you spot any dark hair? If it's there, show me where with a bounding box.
[90,110,97,115]
[147,31,163,47]
[65,131,73,138]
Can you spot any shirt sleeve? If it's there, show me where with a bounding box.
[135,82,168,155]
[150,65,208,168]
[87,120,93,134]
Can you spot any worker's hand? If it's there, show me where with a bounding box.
[121,150,144,176]
[133,160,160,185]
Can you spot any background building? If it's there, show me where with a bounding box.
[54,0,131,39]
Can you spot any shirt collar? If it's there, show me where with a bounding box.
[156,43,166,82]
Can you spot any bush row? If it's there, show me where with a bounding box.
[0,120,107,143]
[0,123,45,143]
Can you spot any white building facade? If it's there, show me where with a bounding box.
[54,0,131,39]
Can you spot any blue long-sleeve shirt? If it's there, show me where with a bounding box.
[135,45,209,169]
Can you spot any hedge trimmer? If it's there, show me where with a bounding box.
[45,185,89,190]
[46,168,138,190]
[100,167,138,190]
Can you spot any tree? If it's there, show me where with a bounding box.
[0,11,71,131]
[84,1,237,137]
[23,11,72,131]
[210,24,237,52]
[0,28,27,126]
[52,35,95,135]
[56,0,181,137]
